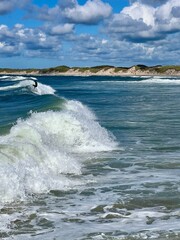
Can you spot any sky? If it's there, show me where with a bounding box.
[0,0,180,68]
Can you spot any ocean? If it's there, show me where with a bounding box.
[0,75,179,240]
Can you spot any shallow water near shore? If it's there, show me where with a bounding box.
[0,75,180,239]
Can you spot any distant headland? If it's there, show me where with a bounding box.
[0,65,180,76]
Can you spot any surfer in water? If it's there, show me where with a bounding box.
[33,80,38,88]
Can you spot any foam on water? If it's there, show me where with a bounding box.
[0,75,10,80]
[0,79,55,95]
[0,75,36,81]
[140,77,180,84]
[0,100,117,203]
[100,76,180,85]
[29,82,56,95]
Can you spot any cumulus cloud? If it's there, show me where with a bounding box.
[155,0,180,33]
[0,0,179,66]
[64,0,112,24]
[0,0,17,14]
[29,5,61,22]
[0,24,62,57]
[17,27,61,52]
[122,2,155,26]
[69,33,159,65]
[106,0,180,42]
[0,0,29,15]
[0,25,14,39]
[47,24,74,35]
[30,0,112,25]
[0,41,18,57]
[130,0,168,7]
[58,0,77,9]
[172,6,180,18]
[106,13,154,42]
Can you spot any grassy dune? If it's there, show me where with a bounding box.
[0,65,180,75]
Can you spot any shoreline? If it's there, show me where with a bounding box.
[0,65,180,77]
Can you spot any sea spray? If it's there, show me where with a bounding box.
[0,76,37,81]
[0,100,117,203]
[64,100,117,152]
[0,75,179,239]
[0,80,56,95]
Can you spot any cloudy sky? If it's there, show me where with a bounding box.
[0,0,180,68]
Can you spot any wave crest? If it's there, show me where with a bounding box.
[0,100,117,203]
[0,79,56,95]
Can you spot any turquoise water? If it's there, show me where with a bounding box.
[0,75,180,239]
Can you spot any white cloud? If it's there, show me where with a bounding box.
[172,6,180,18]
[102,39,108,44]
[0,0,16,14]
[155,0,180,32]
[51,24,74,35]
[130,0,168,7]
[0,24,14,38]
[28,0,112,27]
[0,0,179,66]
[64,0,112,24]
[106,0,180,42]
[122,2,155,26]
[0,40,18,56]
[0,24,62,57]
[58,0,77,9]
[0,0,29,15]
[0,42,5,48]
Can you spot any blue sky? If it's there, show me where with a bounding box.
[0,0,180,68]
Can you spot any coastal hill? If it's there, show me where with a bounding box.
[0,65,180,76]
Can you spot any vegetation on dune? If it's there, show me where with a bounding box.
[73,67,90,73]
[0,65,180,75]
[151,65,180,73]
[134,64,148,70]
[39,65,70,74]
[72,65,115,73]
[88,65,114,73]
[0,68,21,73]
[131,65,180,73]
[114,67,129,73]
[0,68,38,73]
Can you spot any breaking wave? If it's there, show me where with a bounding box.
[0,79,55,95]
[139,76,180,84]
[0,99,118,203]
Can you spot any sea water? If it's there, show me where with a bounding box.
[0,75,179,239]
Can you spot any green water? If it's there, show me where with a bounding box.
[0,75,179,239]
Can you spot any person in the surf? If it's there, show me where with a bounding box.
[33,80,38,88]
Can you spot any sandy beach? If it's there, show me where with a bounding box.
[0,66,180,77]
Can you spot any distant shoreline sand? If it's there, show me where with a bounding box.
[0,65,180,77]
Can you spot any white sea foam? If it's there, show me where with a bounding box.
[29,81,56,95]
[65,100,96,120]
[131,75,151,78]
[0,75,10,79]
[0,80,55,95]
[99,76,180,85]
[0,75,36,81]
[0,100,117,203]
[0,80,32,91]
[140,77,180,84]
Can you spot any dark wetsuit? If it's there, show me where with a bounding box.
[33,80,38,88]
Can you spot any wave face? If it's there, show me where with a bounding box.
[0,78,55,95]
[0,76,117,203]
[0,75,180,240]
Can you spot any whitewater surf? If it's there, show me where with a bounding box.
[0,78,55,95]
[0,75,179,240]
[0,76,118,203]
